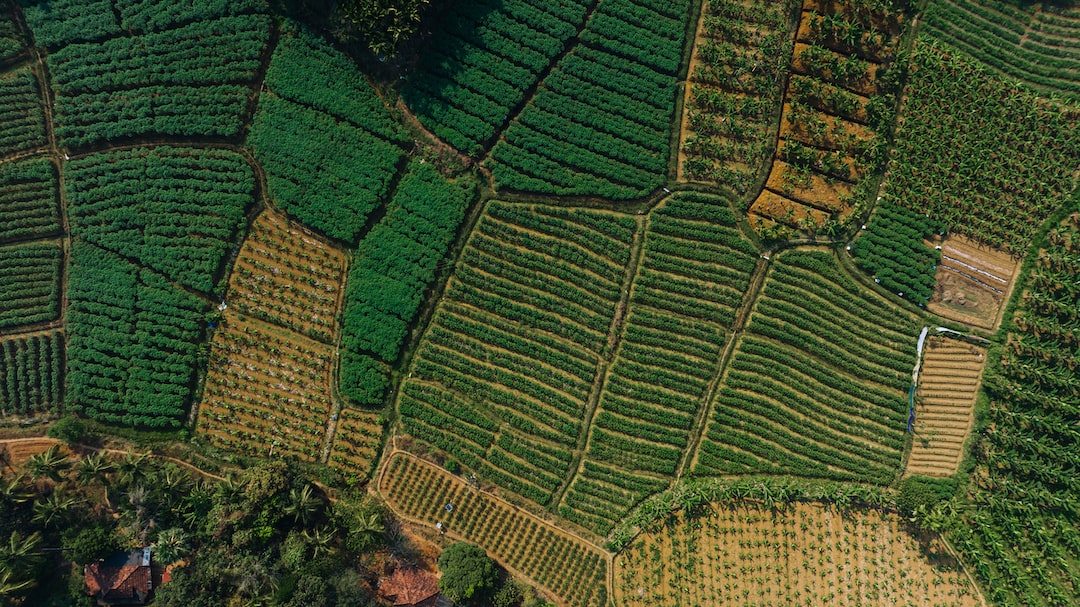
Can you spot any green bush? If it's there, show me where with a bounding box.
[896,475,957,516]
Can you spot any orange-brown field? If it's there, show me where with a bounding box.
[196,210,348,462]
[906,336,986,477]
[615,502,980,607]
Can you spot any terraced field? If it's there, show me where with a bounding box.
[196,211,346,461]
[380,452,609,607]
[561,193,758,534]
[397,202,636,507]
[695,249,920,485]
[923,0,1080,100]
[906,336,986,477]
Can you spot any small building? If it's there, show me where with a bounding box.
[377,567,445,607]
[84,547,153,606]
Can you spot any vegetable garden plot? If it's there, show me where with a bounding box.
[398,203,635,508]
[380,452,609,607]
[66,146,253,294]
[615,501,979,607]
[401,0,595,156]
[327,407,383,483]
[0,4,24,63]
[249,23,406,243]
[924,0,1080,101]
[561,193,758,534]
[849,200,944,306]
[488,0,693,199]
[0,67,46,156]
[0,330,63,416]
[197,312,334,462]
[26,0,270,147]
[0,241,61,329]
[695,249,919,484]
[680,0,800,195]
[197,208,347,461]
[229,211,346,344]
[339,160,475,407]
[905,336,985,478]
[885,38,1080,255]
[950,212,1080,606]
[0,157,60,244]
[747,0,904,232]
[66,242,207,428]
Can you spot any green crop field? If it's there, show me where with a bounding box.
[0,0,1077,605]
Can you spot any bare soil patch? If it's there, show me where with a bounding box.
[926,235,1020,330]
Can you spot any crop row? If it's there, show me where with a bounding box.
[66,243,205,428]
[328,407,383,483]
[399,205,632,507]
[0,68,46,155]
[682,0,798,192]
[562,194,757,534]
[0,330,63,416]
[0,5,21,63]
[887,39,1080,254]
[36,8,269,146]
[266,22,405,142]
[23,0,266,48]
[559,461,667,535]
[490,0,691,199]
[850,200,943,305]
[0,157,59,244]
[230,211,345,344]
[339,161,474,405]
[695,249,916,484]
[924,0,1080,100]
[66,146,252,294]
[197,313,334,461]
[381,453,608,607]
[402,0,592,155]
[0,242,62,329]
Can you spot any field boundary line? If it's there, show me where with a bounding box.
[554,214,646,510]
[378,449,610,557]
[682,255,770,475]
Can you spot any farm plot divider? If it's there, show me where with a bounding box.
[695,249,920,485]
[396,202,637,509]
[560,192,759,535]
[380,452,609,607]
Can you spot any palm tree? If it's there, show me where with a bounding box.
[302,525,336,558]
[115,452,148,488]
[32,492,78,529]
[0,477,31,507]
[77,452,115,506]
[154,528,189,565]
[24,446,70,485]
[0,568,35,598]
[283,484,322,527]
[0,531,43,579]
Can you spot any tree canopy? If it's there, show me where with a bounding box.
[437,542,499,605]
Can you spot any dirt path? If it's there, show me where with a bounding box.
[0,436,228,483]
[681,255,769,475]
[553,214,646,509]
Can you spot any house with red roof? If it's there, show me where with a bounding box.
[84,547,153,606]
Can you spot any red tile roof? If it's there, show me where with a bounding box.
[378,568,440,606]
[85,557,152,605]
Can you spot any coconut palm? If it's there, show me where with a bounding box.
[283,484,322,527]
[154,528,189,565]
[24,446,70,485]
[32,491,78,529]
